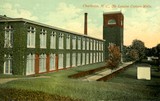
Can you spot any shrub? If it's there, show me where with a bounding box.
[106,44,121,69]
[0,88,81,101]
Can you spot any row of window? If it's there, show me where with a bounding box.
[4,26,104,51]
[27,27,103,50]
[26,52,104,75]
[3,52,104,75]
[27,26,104,50]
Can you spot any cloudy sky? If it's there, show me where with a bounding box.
[0,0,160,48]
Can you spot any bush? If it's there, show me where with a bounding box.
[0,88,81,101]
[106,44,121,69]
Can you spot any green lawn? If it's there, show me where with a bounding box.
[0,62,160,101]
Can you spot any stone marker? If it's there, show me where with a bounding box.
[137,64,151,80]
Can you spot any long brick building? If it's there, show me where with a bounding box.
[0,11,123,75]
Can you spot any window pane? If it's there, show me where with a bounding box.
[59,33,64,49]
[58,54,63,69]
[4,26,13,48]
[82,53,85,65]
[72,53,76,66]
[27,27,35,48]
[86,53,89,64]
[26,53,35,75]
[90,53,92,63]
[66,53,70,67]
[66,35,70,49]
[40,29,46,48]
[77,53,81,66]
[4,54,12,74]
[83,38,85,50]
[78,37,81,50]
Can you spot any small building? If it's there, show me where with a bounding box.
[0,16,104,75]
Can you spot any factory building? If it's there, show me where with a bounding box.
[0,11,123,75]
[0,15,104,75]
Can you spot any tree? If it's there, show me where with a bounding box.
[123,45,139,62]
[156,44,160,71]
[128,49,139,60]
[131,39,145,60]
[106,43,121,69]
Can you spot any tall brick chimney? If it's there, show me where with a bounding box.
[84,13,88,35]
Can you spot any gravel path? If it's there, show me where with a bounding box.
[80,62,133,81]
[0,78,18,84]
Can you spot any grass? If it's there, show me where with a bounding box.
[0,62,160,101]
[107,63,160,100]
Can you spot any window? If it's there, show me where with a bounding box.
[101,52,104,61]
[93,40,96,50]
[86,53,89,64]
[101,42,104,51]
[27,26,35,48]
[77,53,81,66]
[50,54,55,70]
[66,34,70,49]
[108,19,116,25]
[50,31,56,49]
[82,53,85,65]
[66,53,70,68]
[39,54,46,72]
[4,54,12,74]
[99,41,102,50]
[40,29,47,48]
[96,52,99,62]
[86,38,89,50]
[72,35,76,50]
[96,41,99,51]
[90,39,93,50]
[72,53,76,67]
[90,53,92,64]
[78,36,81,50]
[93,53,95,63]
[59,33,64,49]
[4,25,13,48]
[99,52,101,62]
[26,53,35,75]
[95,40,97,50]
[82,37,85,50]
[58,54,63,69]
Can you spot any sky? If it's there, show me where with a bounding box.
[0,0,160,48]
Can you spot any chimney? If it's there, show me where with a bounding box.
[84,13,88,35]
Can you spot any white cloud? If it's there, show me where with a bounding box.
[0,3,38,20]
[46,2,83,28]
[124,7,160,48]
[46,2,103,39]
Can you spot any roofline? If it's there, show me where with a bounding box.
[103,11,122,15]
[0,18,105,41]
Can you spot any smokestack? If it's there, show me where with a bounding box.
[84,13,88,35]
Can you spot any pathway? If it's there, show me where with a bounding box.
[0,78,18,84]
[0,76,50,84]
[80,62,133,81]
